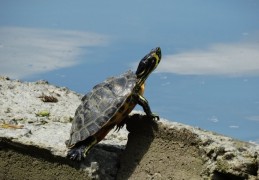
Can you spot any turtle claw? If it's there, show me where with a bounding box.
[114,117,129,132]
[115,123,125,132]
[67,138,97,161]
[67,147,85,161]
[148,113,160,121]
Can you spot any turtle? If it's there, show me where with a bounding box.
[66,47,162,161]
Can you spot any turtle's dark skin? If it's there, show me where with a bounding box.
[66,47,162,161]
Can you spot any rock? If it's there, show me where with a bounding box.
[117,115,259,179]
[0,76,258,179]
[0,76,127,179]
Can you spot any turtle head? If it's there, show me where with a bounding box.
[136,47,161,85]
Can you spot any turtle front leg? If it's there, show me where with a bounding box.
[67,136,97,161]
[136,94,160,120]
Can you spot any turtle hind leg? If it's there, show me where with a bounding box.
[67,146,85,161]
[67,136,97,161]
[115,116,130,132]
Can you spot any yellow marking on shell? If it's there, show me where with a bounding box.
[93,98,136,143]
[113,98,135,123]
[93,84,146,142]
[111,84,145,125]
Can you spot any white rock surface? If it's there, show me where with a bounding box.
[0,76,128,157]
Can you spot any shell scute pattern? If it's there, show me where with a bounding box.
[104,107,118,118]
[113,77,126,95]
[90,93,102,106]
[98,97,114,112]
[67,70,137,147]
[87,123,99,135]
[80,127,90,141]
[81,92,91,102]
[95,115,109,127]
[70,131,80,147]
[75,115,83,131]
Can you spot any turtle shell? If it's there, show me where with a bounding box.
[66,70,137,148]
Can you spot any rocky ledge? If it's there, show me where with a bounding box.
[0,76,258,180]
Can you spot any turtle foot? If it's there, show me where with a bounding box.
[67,146,85,161]
[115,116,130,132]
[115,121,126,132]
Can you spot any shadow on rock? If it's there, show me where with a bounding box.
[71,144,124,180]
[116,114,158,180]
